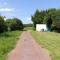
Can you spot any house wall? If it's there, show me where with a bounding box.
[36,24,48,32]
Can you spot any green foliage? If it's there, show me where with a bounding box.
[0,31,22,60]
[0,16,7,33]
[31,8,60,32]
[31,10,45,28]
[44,15,52,31]
[6,18,24,31]
[24,23,33,27]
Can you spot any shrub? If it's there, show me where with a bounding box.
[0,16,7,33]
[6,18,24,31]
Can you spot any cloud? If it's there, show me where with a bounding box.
[27,17,31,21]
[0,8,14,12]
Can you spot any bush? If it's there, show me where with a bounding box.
[6,18,24,31]
[0,16,7,33]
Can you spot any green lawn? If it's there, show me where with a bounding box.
[31,31,60,60]
[0,31,22,60]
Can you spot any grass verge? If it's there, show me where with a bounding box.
[31,31,60,60]
[0,31,22,60]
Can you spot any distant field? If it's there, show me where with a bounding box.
[31,31,60,60]
[0,31,22,60]
[24,27,33,31]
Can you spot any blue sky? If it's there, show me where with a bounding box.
[0,0,60,24]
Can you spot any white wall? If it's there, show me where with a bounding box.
[36,24,47,32]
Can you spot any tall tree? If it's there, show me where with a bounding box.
[31,10,44,29]
[0,16,7,32]
[46,15,52,31]
[6,18,24,31]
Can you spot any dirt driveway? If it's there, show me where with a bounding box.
[7,31,51,60]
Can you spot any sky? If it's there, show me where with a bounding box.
[0,0,60,24]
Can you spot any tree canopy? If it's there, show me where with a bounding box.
[6,18,24,31]
[0,16,7,33]
[31,8,60,32]
[31,10,45,28]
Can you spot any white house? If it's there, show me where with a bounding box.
[36,24,48,32]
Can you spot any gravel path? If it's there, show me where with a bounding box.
[7,31,51,60]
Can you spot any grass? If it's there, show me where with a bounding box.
[31,31,60,60]
[24,27,33,31]
[0,31,22,60]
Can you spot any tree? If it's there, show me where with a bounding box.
[46,15,52,31]
[6,18,24,31]
[31,8,60,32]
[31,10,44,29]
[0,16,7,33]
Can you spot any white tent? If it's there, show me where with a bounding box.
[36,24,48,32]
